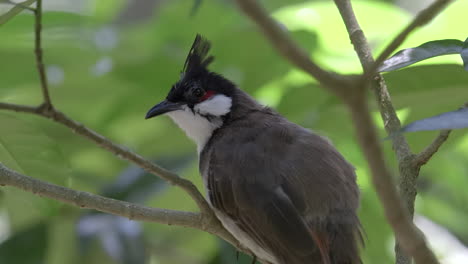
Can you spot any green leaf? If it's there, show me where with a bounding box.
[0,114,72,184]
[379,39,465,72]
[0,0,36,26]
[0,114,72,230]
[401,107,468,133]
[382,64,468,143]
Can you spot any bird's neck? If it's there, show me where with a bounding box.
[167,105,224,154]
[167,89,263,154]
[225,89,264,122]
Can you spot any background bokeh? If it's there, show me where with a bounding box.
[0,0,467,263]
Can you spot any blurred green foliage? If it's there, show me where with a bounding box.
[0,0,467,263]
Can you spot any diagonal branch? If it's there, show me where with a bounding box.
[414,130,451,166]
[0,162,239,247]
[0,102,213,218]
[0,0,36,25]
[0,162,201,228]
[0,102,39,113]
[233,0,349,94]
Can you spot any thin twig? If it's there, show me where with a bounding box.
[365,0,454,77]
[233,0,349,94]
[0,102,40,114]
[333,0,374,73]
[33,0,52,107]
[414,130,451,166]
[6,0,36,12]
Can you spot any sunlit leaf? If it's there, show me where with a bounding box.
[379,39,465,72]
[274,2,410,73]
[0,0,36,26]
[401,107,468,133]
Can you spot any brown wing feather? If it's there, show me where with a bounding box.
[201,109,363,264]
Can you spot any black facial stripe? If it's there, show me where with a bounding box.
[189,104,195,114]
[203,114,215,122]
[197,111,230,123]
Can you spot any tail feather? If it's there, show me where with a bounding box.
[304,213,363,264]
[327,218,364,264]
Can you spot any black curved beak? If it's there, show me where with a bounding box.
[145,100,182,119]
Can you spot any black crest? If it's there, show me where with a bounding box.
[182,34,214,76]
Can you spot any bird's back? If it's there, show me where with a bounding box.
[200,108,363,264]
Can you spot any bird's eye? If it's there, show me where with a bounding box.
[193,88,203,97]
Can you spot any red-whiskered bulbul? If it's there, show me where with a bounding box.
[146,35,363,264]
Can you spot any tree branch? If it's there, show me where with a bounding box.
[0,102,40,114]
[348,99,438,264]
[5,0,36,12]
[414,130,451,166]
[233,0,349,94]
[333,0,375,73]
[33,0,52,107]
[0,162,240,246]
[333,0,453,263]
[0,102,213,220]
[0,162,200,227]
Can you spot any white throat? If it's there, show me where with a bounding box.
[166,94,232,153]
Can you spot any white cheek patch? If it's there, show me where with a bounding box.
[164,95,232,154]
[194,94,232,116]
[166,105,222,153]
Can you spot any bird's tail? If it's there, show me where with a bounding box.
[327,217,364,264]
[303,213,364,264]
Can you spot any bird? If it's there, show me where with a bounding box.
[145,35,363,264]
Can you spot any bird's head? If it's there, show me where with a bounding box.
[146,35,236,121]
[145,35,241,151]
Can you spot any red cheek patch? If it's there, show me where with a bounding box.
[201,90,216,101]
